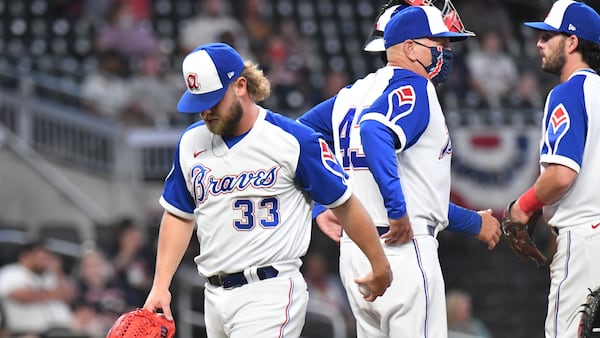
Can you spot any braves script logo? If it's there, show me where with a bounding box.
[546,103,570,154]
[191,164,280,205]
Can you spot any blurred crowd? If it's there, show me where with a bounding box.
[79,0,548,126]
[0,218,356,338]
[3,0,600,337]
[0,218,155,338]
[4,0,594,127]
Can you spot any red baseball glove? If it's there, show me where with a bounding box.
[106,308,175,338]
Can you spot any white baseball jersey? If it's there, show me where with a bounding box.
[160,107,351,277]
[539,69,600,228]
[302,66,451,234]
[300,66,451,338]
[537,69,600,338]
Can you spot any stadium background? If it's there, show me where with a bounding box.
[1,0,599,337]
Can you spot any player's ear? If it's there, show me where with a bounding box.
[565,34,579,54]
[233,76,247,96]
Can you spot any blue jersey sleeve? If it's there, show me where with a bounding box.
[161,142,196,215]
[541,76,587,170]
[446,203,481,235]
[295,130,350,207]
[298,96,337,147]
[312,203,327,219]
[264,113,349,208]
[360,72,429,151]
[360,119,406,219]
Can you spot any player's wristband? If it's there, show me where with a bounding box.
[517,186,544,214]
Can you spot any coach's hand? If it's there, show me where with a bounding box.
[143,287,173,321]
[381,215,413,244]
[476,209,502,250]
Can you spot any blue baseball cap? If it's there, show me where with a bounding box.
[524,0,600,44]
[383,5,472,48]
[177,43,245,113]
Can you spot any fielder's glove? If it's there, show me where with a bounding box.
[580,287,600,337]
[501,200,548,267]
[106,308,175,338]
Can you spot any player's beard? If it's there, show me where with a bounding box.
[205,96,244,136]
[541,38,566,76]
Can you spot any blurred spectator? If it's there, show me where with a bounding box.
[447,289,492,338]
[105,218,154,309]
[241,0,273,54]
[262,35,300,110]
[508,69,543,109]
[179,0,252,59]
[71,248,125,338]
[0,239,76,337]
[258,20,316,115]
[457,0,517,55]
[80,49,141,124]
[95,0,158,59]
[303,252,354,337]
[128,53,183,127]
[321,69,349,101]
[466,30,519,109]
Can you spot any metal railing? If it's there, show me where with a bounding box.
[0,89,182,182]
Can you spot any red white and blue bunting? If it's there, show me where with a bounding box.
[450,126,540,213]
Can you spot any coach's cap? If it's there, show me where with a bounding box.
[384,6,472,48]
[524,0,600,44]
[177,43,244,113]
[364,4,407,52]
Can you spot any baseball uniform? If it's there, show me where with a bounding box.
[160,107,352,337]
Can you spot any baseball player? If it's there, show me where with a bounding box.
[308,0,500,249]
[299,5,482,338]
[508,1,600,336]
[141,42,392,338]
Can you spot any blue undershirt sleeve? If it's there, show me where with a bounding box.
[447,202,482,235]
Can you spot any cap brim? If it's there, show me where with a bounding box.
[364,38,386,52]
[524,22,560,32]
[431,31,474,42]
[177,88,225,113]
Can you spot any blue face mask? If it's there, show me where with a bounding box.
[413,41,454,85]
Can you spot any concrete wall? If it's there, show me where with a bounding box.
[0,147,164,241]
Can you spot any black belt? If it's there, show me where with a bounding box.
[207,266,279,289]
[377,227,389,236]
[376,226,435,236]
